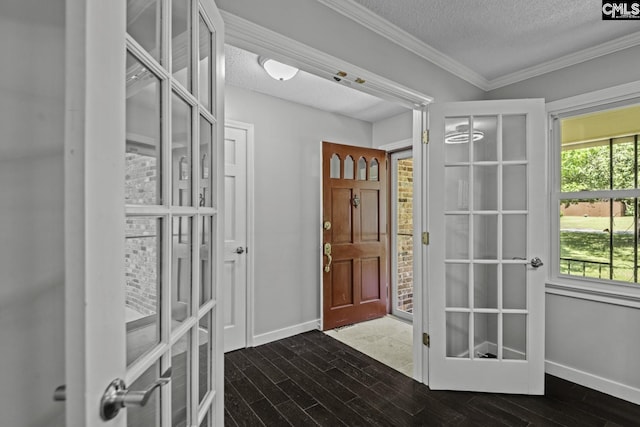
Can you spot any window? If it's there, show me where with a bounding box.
[555,105,640,286]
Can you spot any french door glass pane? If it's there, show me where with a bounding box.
[446,263,469,308]
[198,312,211,403]
[172,217,192,329]
[125,217,161,366]
[504,314,527,360]
[445,117,470,163]
[503,115,526,161]
[445,215,469,259]
[198,14,212,111]
[126,53,162,205]
[474,215,498,260]
[474,313,498,358]
[503,165,527,210]
[172,92,193,206]
[127,0,161,62]
[127,361,161,427]
[503,214,526,259]
[446,312,469,358]
[474,264,498,308]
[473,165,498,210]
[444,166,469,211]
[172,332,191,426]
[200,216,213,306]
[503,264,526,309]
[172,0,191,90]
[199,116,213,207]
[473,116,498,162]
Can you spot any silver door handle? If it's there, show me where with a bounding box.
[235,246,245,254]
[529,257,544,268]
[100,367,172,421]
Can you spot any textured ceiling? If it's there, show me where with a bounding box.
[352,0,640,80]
[226,1,640,123]
[225,44,408,123]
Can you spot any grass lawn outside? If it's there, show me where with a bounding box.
[559,216,638,283]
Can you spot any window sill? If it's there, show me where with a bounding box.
[546,278,640,308]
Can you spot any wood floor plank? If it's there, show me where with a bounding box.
[250,398,291,426]
[224,380,263,427]
[276,400,320,426]
[242,364,289,406]
[276,378,318,410]
[241,347,289,384]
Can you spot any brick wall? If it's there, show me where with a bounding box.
[396,158,414,314]
[125,153,160,317]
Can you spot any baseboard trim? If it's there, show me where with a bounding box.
[252,319,320,347]
[545,360,640,405]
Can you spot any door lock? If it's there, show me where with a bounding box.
[235,246,245,254]
[323,242,332,273]
[529,257,544,268]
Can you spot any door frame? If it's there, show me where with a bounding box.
[224,120,256,349]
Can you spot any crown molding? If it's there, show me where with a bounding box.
[316,0,490,90]
[317,0,640,93]
[488,31,640,90]
[221,10,433,108]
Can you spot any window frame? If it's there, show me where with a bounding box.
[547,83,640,307]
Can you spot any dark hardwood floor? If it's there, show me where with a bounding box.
[224,330,640,426]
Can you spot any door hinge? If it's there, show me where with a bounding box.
[423,332,430,347]
[422,231,429,245]
[422,130,429,144]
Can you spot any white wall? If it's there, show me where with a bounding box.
[225,84,373,337]
[217,0,485,103]
[0,0,66,425]
[372,111,413,148]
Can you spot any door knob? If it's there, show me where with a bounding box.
[100,367,172,421]
[235,247,245,254]
[529,257,544,268]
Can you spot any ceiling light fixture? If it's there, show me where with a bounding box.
[258,57,299,81]
[445,124,484,144]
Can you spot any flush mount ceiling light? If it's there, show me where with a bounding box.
[445,124,484,144]
[258,57,299,81]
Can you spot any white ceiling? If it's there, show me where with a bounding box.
[226,0,640,123]
[225,45,409,123]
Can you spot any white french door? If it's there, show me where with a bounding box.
[64,0,225,425]
[427,99,546,393]
[223,123,249,352]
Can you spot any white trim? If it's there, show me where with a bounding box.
[546,81,640,114]
[317,0,640,91]
[546,282,640,309]
[224,120,255,348]
[378,138,412,153]
[316,0,489,91]
[413,108,426,384]
[490,32,640,90]
[252,319,321,347]
[546,360,640,405]
[221,10,433,109]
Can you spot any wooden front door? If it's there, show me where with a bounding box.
[322,142,388,330]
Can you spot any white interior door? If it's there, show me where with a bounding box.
[64,0,225,425]
[427,99,546,393]
[223,124,248,352]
